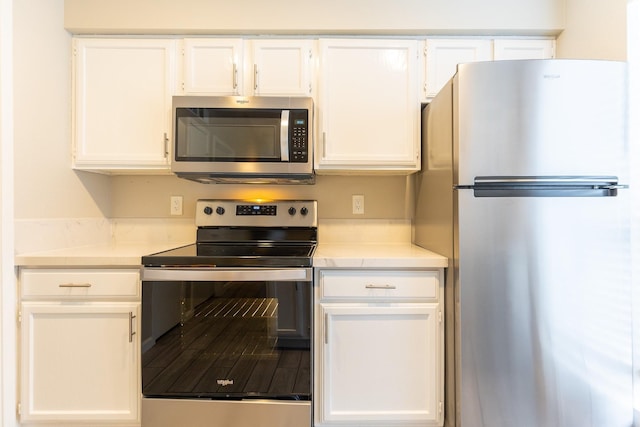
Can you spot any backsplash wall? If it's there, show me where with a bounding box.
[110,174,413,219]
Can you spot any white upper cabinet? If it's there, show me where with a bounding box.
[493,38,556,60]
[249,39,315,96]
[181,38,315,97]
[182,38,244,95]
[72,38,176,173]
[317,39,420,173]
[422,39,492,100]
[422,38,556,101]
[71,36,557,175]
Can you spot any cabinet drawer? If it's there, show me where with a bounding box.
[319,269,439,300]
[21,269,140,298]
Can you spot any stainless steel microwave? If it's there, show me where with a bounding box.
[171,96,314,184]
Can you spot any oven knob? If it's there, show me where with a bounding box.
[288,207,297,216]
[216,206,225,215]
[300,207,308,216]
[203,206,213,215]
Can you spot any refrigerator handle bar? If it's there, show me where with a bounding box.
[473,176,621,185]
[456,176,628,198]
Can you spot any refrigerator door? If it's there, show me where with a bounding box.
[456,188,633,427]
[454,60,628,187]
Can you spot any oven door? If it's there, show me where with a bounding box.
[141,267,312,427]
[141,267,312,398]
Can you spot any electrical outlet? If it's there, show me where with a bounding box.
[170,196,183,216]
[352,194,364,215]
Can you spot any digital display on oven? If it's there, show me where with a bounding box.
[236,204,277,216]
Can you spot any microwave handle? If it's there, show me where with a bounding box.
[280,110,290,161]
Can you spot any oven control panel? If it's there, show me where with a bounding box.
[236,204,278,216]
[196,199,317,227]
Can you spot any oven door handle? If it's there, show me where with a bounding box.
[142,267,312,282]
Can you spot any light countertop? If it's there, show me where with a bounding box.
[15,242,447,269]
[14,242,191,267]
[313,243,448,269]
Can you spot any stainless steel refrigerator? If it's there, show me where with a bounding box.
[413,59,634,427]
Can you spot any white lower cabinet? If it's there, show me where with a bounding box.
[314,269,444,427]
[19,269,141,426]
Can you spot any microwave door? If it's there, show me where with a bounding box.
[170,96,314,183]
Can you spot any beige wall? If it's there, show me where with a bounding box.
[13,0,111,219]
[13,0,628,221]
[64,0,564,35]
[557,0,627,60]
[110,175,412,219]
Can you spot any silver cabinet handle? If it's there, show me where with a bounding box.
[322,132,326,158]
[163,132,169,157]
[365,284,397,290]
[324,313,329,344]
[58,283,92,288]
[129,312,137,343]
[254,63,259,91]
[233,63,238,90]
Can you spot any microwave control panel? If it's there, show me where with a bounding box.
[290,110,308,162]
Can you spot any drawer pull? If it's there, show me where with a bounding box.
[365,284,397,290]
[58,283,92,288]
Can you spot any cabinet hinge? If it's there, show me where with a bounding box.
[16,402,21,416]
[17,311,21,324]
[423,46,428,57]
[308,49,312,59]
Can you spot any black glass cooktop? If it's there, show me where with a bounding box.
[142,243,316,268]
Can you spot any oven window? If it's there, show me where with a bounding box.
[175,108,282,162]
[141,280,311,400]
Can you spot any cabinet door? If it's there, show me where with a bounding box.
[317,39,420,173]
[493,39,556,60]
[20,302,140,423]
[182,38,244,94]
[423,39,492,99]
[250,39,315,96]
[72,38,176,172]
[317,303,442,425]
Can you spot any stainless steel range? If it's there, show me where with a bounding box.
[140,199,317,427]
